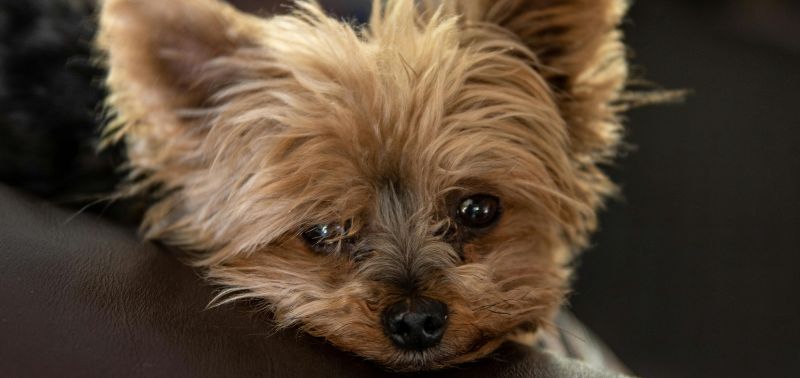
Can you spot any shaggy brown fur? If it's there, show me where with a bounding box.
[98,0,633,370]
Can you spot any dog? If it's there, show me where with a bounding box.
[6,0,642,371]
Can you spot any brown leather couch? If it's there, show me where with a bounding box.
[0,185,621,377]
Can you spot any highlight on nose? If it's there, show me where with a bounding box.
[382,297,448,351]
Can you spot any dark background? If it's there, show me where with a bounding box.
[572,1,800,377]
[2,0,798,377]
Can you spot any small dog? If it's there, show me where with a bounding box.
[97,0,636,371]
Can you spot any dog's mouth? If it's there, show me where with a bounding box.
[380,336,504,372]
[457,320,538,357]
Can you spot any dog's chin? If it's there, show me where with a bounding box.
[372,338,506,372]
[340,323,535,372]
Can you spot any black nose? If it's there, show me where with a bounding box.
[382,297,448,351]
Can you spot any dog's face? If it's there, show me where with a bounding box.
[99,0,628,370]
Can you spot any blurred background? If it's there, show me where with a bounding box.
[1,0,798,376]
[574,1,800,377]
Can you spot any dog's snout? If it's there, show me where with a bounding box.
[382,297,448,351]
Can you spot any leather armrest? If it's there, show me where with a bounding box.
[0,185,620,377]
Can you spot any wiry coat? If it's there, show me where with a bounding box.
[98,0,631,370]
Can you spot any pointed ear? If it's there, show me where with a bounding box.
[97,0,264,144]
[454,0,630,157]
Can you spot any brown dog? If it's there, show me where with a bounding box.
[98,0,637,371]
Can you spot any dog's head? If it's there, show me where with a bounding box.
[98,0,628,370]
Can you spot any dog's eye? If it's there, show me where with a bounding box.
[302,223,351,253]
[456,194,501,228]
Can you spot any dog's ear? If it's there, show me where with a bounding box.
[449,0,629,157]
[97,0,264,145]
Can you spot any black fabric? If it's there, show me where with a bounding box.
[0,0,116,199]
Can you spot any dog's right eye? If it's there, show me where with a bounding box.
[302,223,351,253]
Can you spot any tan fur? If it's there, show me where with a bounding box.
[97,0,633,370]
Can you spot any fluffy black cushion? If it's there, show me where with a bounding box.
[0,0,118,201]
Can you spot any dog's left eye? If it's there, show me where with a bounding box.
[456,194,501,229]
[302,223,351,253]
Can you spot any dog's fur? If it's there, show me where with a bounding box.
[94,0,632,371]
